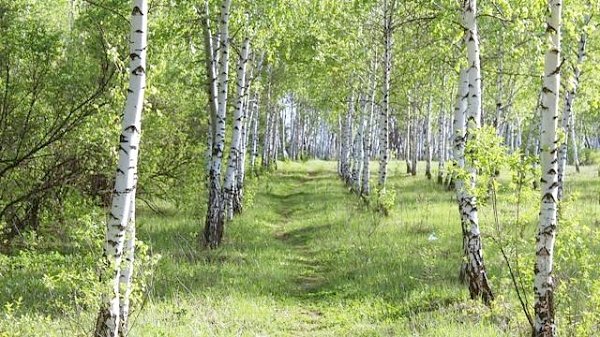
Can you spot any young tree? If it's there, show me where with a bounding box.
[94,1,147,336]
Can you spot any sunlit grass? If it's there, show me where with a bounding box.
[1,160,597,336]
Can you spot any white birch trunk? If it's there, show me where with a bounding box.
[558,32,586,199]
[410,106,418,176]
[118,195,136,337]
[362,70,377,196]
[204,0,231,248]
[454,70,468,235]
[534,0,561,335]
[570,111,580,172]
[378,0,393,189]
[425,96,433,179]
[461,0,493,305]
[405,107,412,174]
[250,95,259,173]
[437,113,446,184]
[94,1,147,336]
[199,2,219,174]
[352,97,365,193]
[223,38,249,220]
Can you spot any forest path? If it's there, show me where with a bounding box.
[268,164,338,332]
[134,160,512,336]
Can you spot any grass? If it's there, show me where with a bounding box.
[1,160,598,336]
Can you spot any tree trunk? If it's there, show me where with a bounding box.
[250,94,260,174]
[378,0,394,190]
[437,113,446,184]
[204,0,231,248]
[118,196,136,337]
[223,38,250,220]
[453,69,468,283]
[362,66,377,197]
[425,96,433,179]
[534,0,561,335]
[405,107,412,174]
[570,111,580,173]
[461,0,494,305]
[410,108,417,176]
[352,96,365,193]
[94,1,147,336]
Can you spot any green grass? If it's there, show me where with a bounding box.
[1,160,599,336]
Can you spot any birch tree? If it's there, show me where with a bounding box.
[203,0,231,248]
[223,38,250,220]
[94,1,147,335]
[378,0,395,190]
[460,0,494,305]
[453,69,468,282]
[557,19,588,200]
[534,0,562,335]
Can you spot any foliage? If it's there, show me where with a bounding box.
[580,148,600,166]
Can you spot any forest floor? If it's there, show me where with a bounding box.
[2,160,599,336]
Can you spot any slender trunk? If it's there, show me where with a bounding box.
[262,76,273,169]
[362,68,377,196]
[405,107,412,174]
[94,1,147,336]
[425,96,433,179]
[410,106,417,176]
[223,38,250,220]
[461,0,494,305]
[534,0,561,335]
[378,0,394,189]
[250,94,260,173]
[352,96,365,193]
[454,70,468,284]
[199,2,219,173]
[118,196,136,337]
[570,111,580,172]
[437,113,446,184]
[204,0,231,248]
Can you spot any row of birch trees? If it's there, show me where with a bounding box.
[12,0,595,336]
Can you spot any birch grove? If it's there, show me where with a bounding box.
[5,1,600,336]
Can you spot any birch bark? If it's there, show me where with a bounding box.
[378,0,394,189]
[461,0,494,305]
[94,1,147,336]
[204,0,231,248]
[425,96,433,179]
[534,0,562,335]
[362,69,377,196]
[558,30,586,199]
[223,38,249,220]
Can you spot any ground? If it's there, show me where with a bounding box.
[2,160,599,336]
